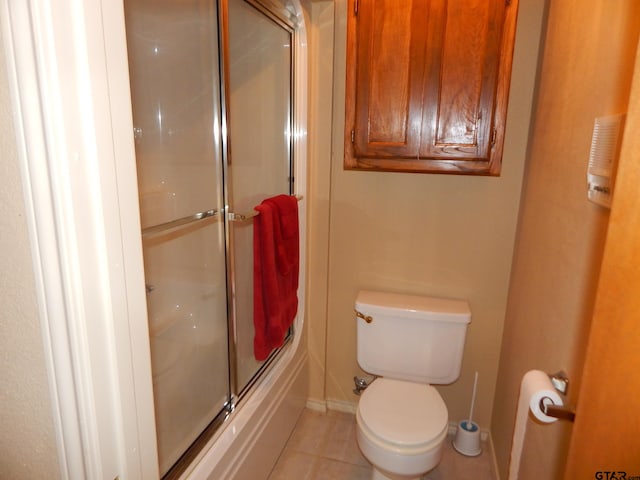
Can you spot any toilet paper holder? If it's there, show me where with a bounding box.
[548,371,569,394]
[539,397,576,422]
[541,371,576,422]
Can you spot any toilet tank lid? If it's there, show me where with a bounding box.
[356,290,471,323]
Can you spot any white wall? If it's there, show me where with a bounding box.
[0,36,60,480]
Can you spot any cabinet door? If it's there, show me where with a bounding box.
[345,0,518,175]
[350,0,429,159]
[420,0,506,163]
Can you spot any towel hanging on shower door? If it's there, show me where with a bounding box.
[253,194,299,361]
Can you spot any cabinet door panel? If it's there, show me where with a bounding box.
[352,0,429,158]
[421,0,505,160]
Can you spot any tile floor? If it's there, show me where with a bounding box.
[268,409,497,480]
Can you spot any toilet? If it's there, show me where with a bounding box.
[355,290,471,480]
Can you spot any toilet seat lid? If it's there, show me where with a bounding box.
[358,378,448,448]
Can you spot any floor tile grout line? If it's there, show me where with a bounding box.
[266,410,309,479]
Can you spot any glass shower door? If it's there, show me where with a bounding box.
[224,0,294,393]
[124,0,230,476]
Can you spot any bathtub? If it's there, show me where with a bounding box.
[178,315,308,480]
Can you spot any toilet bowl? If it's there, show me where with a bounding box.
[356,378,448,480]
[354,290,471,479]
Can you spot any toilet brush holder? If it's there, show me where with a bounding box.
[453,420,482,457]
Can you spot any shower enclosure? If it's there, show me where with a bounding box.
[124,0,300,476]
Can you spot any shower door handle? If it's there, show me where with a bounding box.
[141,209,219,238]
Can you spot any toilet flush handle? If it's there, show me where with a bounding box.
[355,309,373,323]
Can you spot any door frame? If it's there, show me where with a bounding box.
[1,0,157,478]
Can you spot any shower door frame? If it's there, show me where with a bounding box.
[219,0,298,404]
[152,1,300,476]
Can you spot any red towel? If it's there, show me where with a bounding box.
[253,195,299,361]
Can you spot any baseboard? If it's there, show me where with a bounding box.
[487,430,501,480]
[305,398,327,413]
[305,397,359,415]
[326,397,358,414]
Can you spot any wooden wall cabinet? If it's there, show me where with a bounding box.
[344,0,519,175]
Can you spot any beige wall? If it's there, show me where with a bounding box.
[306,0,335,405]
[491,1,640,479]
[305,0,547,429]
[0,37,61,479]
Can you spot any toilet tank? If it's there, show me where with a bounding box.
[356,290,471,384]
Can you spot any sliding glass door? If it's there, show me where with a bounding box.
[124,0,230,476]
[224,0,294,393]
[124,0,295,476]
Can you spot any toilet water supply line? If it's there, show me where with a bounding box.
[353,375,376,395]
[353,376,368,395]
